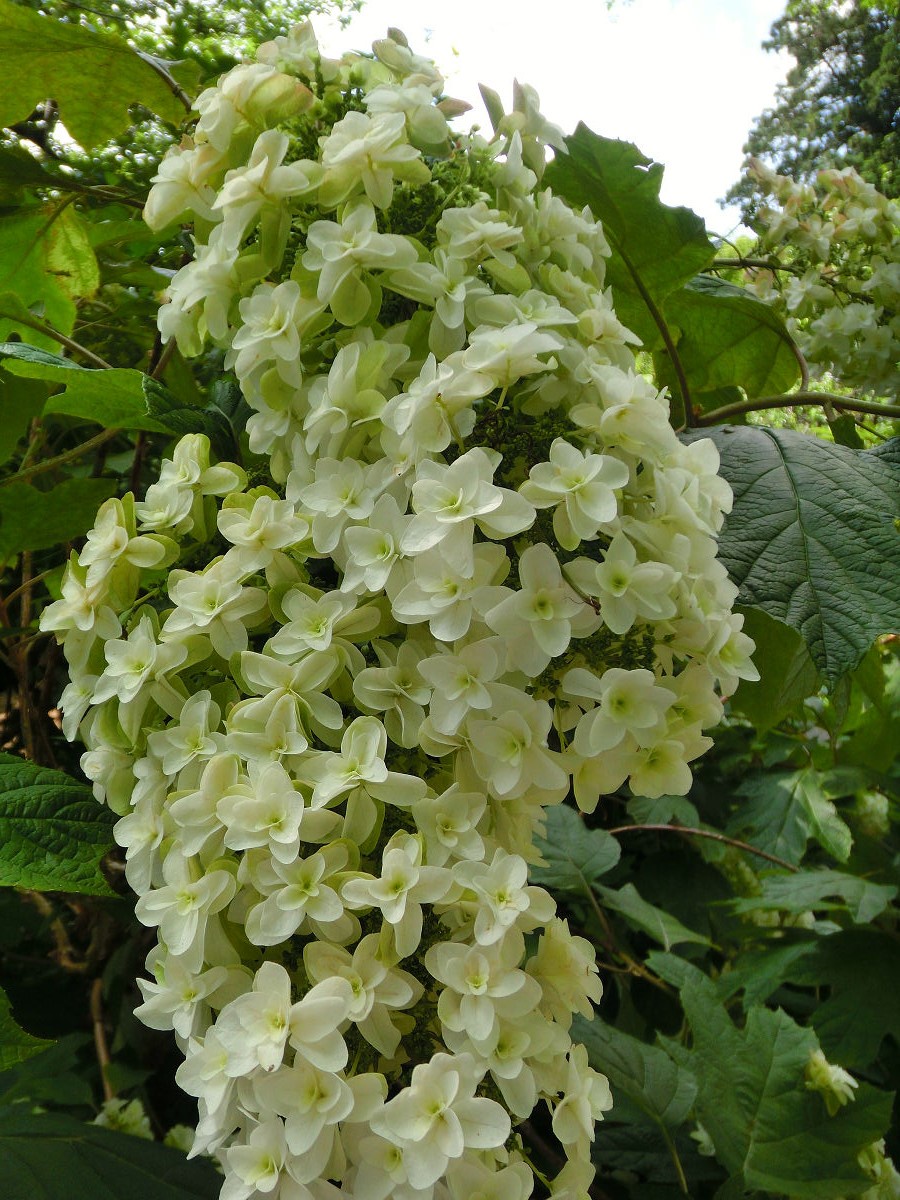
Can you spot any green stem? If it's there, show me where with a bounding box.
[135,49,194,112]
[659,1122,690,1195]
[607,822,800,872]
[1,427,120,488]
[695,391,900,425]
[0,311,114,370]
[613,239,693,426]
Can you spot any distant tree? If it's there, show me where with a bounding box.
[729,0,900,213]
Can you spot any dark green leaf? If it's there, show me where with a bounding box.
[663,275,801,401]
[686,426,900,684]
[0,343,174,433]
[0,752,115,895]
[781,931,900,1067]
[0,479,118,559]
[575,1015,697,1128]
[0,1034,94,1109]
[545,125,715,347]
[596,883,710,948]
[626,796,700,826]
[728,868,896,924]
[679,972,893,1195]
[733,768,851,863]
[0,985,52,1073]
[730,609,819,730]
[0,0,185,150]
[531,804,621,894]
[0,367,49,466]
[0,1110,220,1200]
[730,772,811,865]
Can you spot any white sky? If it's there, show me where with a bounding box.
[316,0,791,237]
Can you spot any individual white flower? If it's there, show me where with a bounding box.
[135,955,236,1040]
[214,129,319,248]
[436,201,524,270]
[144,138,221,230]
[302,199,418,325]
[369,1051,511,1189]
[411,784,487,866]
[228,280,319,388]
[92,614,187,708]
[520,439,629,549]
[566,666,673,755]
[463,321,562,389]
[528,918,604,1024]
[418,640,503,736]
[243,842,350,946]
[401,447,535,553]
[453,848,556,945]
[304,934,422,1057]
[485,543,591,675]
[342,832,452,958]
[468,689,568,801]
[565,532,679,634]
[318,110,430,209]
[146,690,222,778]
[134,854,236,972]
[162,561,267,659]
[551,1043,613,1146]
[426,929,542,1043]
[338,494,412,596]
[392,533,509,644]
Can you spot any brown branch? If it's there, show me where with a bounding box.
[90,978,115,1103]
[694,390,900,425]
[608,822,800,872]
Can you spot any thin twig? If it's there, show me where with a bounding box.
[695,390,900,425]
[90,978,116,1103]
[607,822,800,872]
[0,311,114,370]
[135,49,194,112]
[1,427,120,487]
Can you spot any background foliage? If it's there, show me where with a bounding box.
[0,2,897,1197]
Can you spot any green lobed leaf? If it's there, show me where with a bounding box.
[596,883,710,948]
[0,0,185,150]
[786,931,900,1067]
[685,426,900,685]
[0,984,52,1073]
[0,343,174,433]
[662,275,801,402]
[678,971,893,1195]
[545,125,715,348]
[574,1014,697,1129]
[727,868,897,924]
[730,609,820,731]
[731,768,852,863]
[0,1110,220,1200]
[0,1033,94,1109]
[0,479,118,560]
[531,804,621,895]
[0,752,115,895]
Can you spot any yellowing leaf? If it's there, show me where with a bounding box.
[0,0,186,150]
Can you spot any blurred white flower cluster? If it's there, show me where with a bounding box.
[43,21,756,1200]
[746,158,900,400]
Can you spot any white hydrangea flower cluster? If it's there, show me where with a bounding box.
[745,158,900,400]
[43,22,757,1200]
